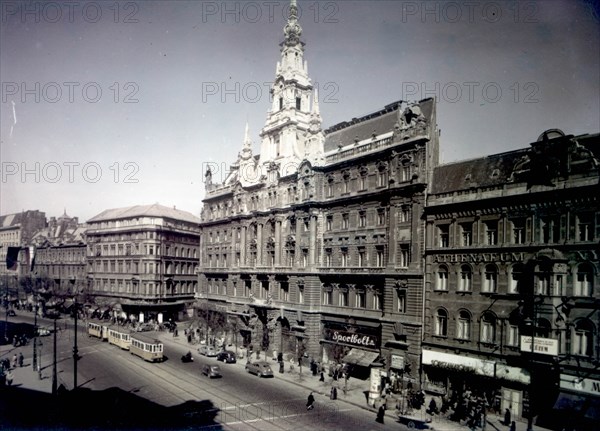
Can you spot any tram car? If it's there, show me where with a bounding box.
[130,333,164,362]
[107,326,131,350]
[87,321,109,341]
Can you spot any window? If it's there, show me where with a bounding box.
[377,209,386,226]
[436,266,449,291]
[401,162,411,182]
[457,310,471,340]
[280,282,289,302]
[325,249,332,267]
[338,288,349,307]
[572,320,594,357]
[357,247,366,267]
[554,274,565,296]
[399,244,410,268]
[358,211,366,228]
[460,222,473,246]
[400,207,410,223]
[541,216,560,243]
[438,225,449,248]
[536,272,550,296]
[507,324,519,347]
[342,213,349,230]
[512,218,526,244]
[483,265,497,293]
[326,178,334,197]
[326,215,333,231]
[340,248,349,266]
[575,264,594,297]
[577,213,593,241]
[372,288,383,311]
[323,287,333,305]
[356,289,366,308]
[458,265,472,292]
[377,166,387,187]
[397,289,406,313]
[296,97,301,110]
[376,246,385,267]
[298,284,304,304]
[434,309,448,336]
[343,173,350,194]
[359,173,367,190]
[509,264,523,294]
[484,220,498,245]
[301,249,308,267]
[480,313,496,343]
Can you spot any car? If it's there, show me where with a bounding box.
[36,326,54,336]
[201,364,222,378]
[245,361,274,378]
[137,323,155,332]
[216,350,236,363]
[198,345,218,357]
[7,310,16,317]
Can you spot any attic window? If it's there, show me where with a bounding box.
[491,169,500,178]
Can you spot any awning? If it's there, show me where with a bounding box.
[342,348,379,367]
[553,392,586,413]
[584,398,600,421]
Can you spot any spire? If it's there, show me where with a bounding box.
[243,121,252,149]
[284,0,302,46]
[313,88,320,117]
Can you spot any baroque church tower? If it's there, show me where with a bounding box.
[258,0,325,177]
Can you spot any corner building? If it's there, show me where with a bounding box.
[198,0,439,390]
[423,130,599,430]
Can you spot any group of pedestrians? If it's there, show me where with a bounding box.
[0,351,24,387]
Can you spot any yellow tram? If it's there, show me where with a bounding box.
[87,321,109,341]
[107,326,131,350]
[129,333,164,362]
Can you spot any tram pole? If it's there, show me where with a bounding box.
[52,317,57,395]
[73,302,78,390]
[32,301,38,370]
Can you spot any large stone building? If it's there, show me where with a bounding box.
[423,130,599,429]
[198,0,439,390]
[86,204,200,323]
[0,209,46,275]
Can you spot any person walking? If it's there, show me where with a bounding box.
[6,370,13,386]
[504,408,511,426]
[12,353,17,369]
[18,352,23,367]
[376,404,385,424]
[306,392,315,410]
[509,421,516,431]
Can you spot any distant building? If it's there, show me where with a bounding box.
[86,204,201,323]
[423,130,599,429]
[198,0,439,388]
[30,210,87,294]
[0,209,46,276]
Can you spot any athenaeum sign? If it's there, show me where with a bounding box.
[433,252,525,264]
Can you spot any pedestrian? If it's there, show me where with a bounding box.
[12,353,17,369]
[376,404,385,424]
[279,361,284,374]
[509,421,516,431]
[18,352,23,368]
[6,370,13,386]
[504,408,511,426]
[319,371,325,382]
[306,392,315,410]
[333,369,338,381]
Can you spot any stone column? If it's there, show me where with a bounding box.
[241,226,247,265]
[309,212,317,265]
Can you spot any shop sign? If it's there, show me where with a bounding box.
[520,336,558,356]
[324,328,378,348]
[391,354,405,369]
[560,375,600,396]
[433,252,524,264]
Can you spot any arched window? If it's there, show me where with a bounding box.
[435,309,448,336]
[535,318,551,338]
[436,265,449,291]
[459,265,472,292]
[509,263,523,294]
[483,265,497,293]
[572,319,595,357]
[575,264,594,297]
[480,312,496,343]
[457,310,471,340]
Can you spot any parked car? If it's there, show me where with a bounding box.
[137,323,154,332]
[36,326,54,336]
[216,350,236,363]
[201,364,222,378]
[198,345,218,357]
[245,361,274,378]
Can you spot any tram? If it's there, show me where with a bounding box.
[107,326,131,350]
[87,321,109,341]
[130,333,164,362]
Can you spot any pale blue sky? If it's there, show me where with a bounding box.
[1,0,599,221]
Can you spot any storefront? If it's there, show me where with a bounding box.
[551,374,600,430]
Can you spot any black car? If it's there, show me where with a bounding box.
[216,351,236,363]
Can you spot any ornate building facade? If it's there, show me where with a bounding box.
[423,130,599,429]
[198,0,439,388]
[86,204,200,323]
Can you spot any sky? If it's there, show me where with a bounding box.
[1,0,599,222]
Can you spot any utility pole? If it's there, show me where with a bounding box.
[52,317,57,395]
[32,300,38,370]
[73,301,78,390]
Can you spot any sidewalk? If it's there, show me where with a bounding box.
[160,334,553,431]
